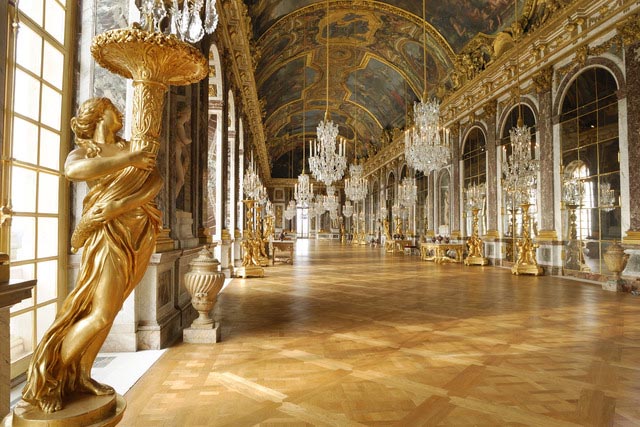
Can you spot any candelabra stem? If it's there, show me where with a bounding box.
[564,204,590,273]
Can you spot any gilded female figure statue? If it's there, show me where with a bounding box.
[22,98,162,413]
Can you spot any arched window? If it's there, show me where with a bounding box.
[462,127,487,235]
[560,67,620,274]
[500,104,536,261]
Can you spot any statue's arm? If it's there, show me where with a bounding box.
[65,148,155,181]
[91,169,163,223]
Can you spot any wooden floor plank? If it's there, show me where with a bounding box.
[120,240,638,426]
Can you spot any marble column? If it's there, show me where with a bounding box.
[483,101,499,237]
[450,123,461,236]
[533,67,557,240]
[624,41,640,243]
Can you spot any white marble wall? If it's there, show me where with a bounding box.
[1,308,9,418]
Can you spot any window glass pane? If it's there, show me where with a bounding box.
[45,0,66,44]
[42,41,64,89]
[38,172,59,214]
[37,303,57,342]
[11,216,36,262]
[36,260,58,303]
[11,166,37,213]
[10,311,34,362]
[37,217,59,258]
[9,264,35,313]
[13,70,41,121]
[599,140,619,175]
[40,128,61,170]
[15,24,43,74]
[18,0,44,27]
[12,117,39,165]
[41,85,62,130]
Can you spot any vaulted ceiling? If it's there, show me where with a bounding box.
[246,0,528,168]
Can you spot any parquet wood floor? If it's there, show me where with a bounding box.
[120,240,640,426]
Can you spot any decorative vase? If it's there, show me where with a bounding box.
[184,246,224,326]
[602,241,629,291]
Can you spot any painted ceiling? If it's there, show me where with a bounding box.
[246,0,528,165]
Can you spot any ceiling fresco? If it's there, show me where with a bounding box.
[246,0,528,165]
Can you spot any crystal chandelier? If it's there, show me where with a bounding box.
[343,200,354,218]
[284,200,297,221]
[309,0,347,186]
[139,0,218,43]
[323,185,339,213]
[344,162,367,202]
[243,153,261,199]
[398,176,417,208]
[599,182,616,211]
[562,178,583,206]
[502,119,538,205]
[404,0,450,174]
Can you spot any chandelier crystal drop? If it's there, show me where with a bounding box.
[140,0,218,43]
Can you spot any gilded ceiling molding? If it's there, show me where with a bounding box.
[217,0,270,181]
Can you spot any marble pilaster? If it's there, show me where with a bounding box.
[624,42,640,242]
[450,123,461,234]
[483,101,499,237]
[1,308,8,419]
[533,67,557,240]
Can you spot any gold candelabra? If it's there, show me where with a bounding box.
[564,203,590,272]
[237,199,265,278]
[465,208,489,266]
[512,203,544,275]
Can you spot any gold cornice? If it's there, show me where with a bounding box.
[218,0,270,180]
[439,0,639,127]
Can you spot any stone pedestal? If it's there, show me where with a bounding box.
[175,210,199,249]
[1,279,36,419]
[135,250,182,350]
[216,230,233,277]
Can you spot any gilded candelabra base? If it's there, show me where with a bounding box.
[235,265,265,278]
[512,203,544,276]
[464,208,489,266]
[5,393,126,427]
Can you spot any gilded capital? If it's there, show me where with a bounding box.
[483,100,497,118]
[532,67,553,94]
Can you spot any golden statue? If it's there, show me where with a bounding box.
[11,25,207,422]
[22,98,162,413]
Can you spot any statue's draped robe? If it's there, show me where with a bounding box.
[22,157,161,405]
